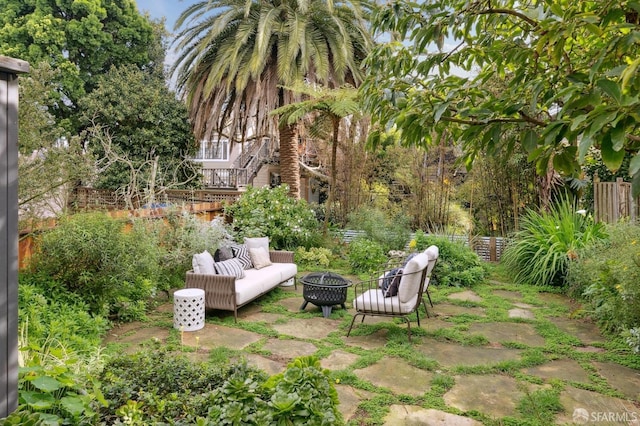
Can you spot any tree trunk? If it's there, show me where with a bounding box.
[278,121,300,199]
[323,116,340,234]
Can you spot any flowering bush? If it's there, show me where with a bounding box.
[224,185,321,250]
[567,221,640,348]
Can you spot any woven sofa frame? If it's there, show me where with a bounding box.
[185,250,296,321]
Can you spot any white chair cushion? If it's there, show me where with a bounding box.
[353,289,417,314]
[424,245,439,276]
[192,250,215,275]
[397,253,430,303]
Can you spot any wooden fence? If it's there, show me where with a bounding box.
[593,178,639,224]
[71,187,243,211]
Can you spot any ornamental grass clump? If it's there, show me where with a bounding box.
[501,199,607,286]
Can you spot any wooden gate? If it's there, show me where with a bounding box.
[593,177,639,223]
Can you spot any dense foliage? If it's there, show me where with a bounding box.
[347,206,412,253]
[295,247,333,269]
[413,232,488,286]
[501,200,607,286]
[152,213,234,290]
[79,66,198,191]
[99,350,234,424]
[0,0,160,130]
[28,213,161,319]
[566,222,640,352]
[98,353,340,425]
[225,185,321,250]
[18,274,109,354]
[362,1,640,198]
[347,238,387,273]
[17,63,93,222]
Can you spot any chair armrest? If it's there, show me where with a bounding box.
[352,275,381,295]
[270,250,294,264]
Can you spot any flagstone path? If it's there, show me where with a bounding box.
[104,281,640,425]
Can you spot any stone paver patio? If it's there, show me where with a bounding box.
[105,281,640,425]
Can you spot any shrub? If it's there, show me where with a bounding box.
[15,336,106,425]
[98,352,340,425]
[295,246,333,268]
[413,231,488,286]
[99,349,237,424]
[347,206,411,253]
[19,273,109,353]
[566,221,640,347]
[348,238,387,273]
[29,212,161,318]
[224,185,321,250]
[209,356,341,425]
[501,199,607,286]
[153,212,234,289]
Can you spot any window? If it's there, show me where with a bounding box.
[196,139,229,161]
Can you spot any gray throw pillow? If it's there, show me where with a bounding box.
[214,246,234,262]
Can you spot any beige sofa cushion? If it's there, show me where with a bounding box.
[249,247,272,269]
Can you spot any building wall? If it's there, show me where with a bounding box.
[0,55,28,419]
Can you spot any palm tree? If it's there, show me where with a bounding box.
[273,84,360,232]
[172,0,372,198]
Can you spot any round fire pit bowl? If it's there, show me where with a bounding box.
[300,272,352,318]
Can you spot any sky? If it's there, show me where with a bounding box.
[134,0,199,32]
[134,0,200,87]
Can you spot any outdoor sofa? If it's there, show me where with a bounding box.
[186,237,297,321]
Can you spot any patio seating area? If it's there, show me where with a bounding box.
[104,272,640,425]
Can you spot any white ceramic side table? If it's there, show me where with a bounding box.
[173,288,205,331]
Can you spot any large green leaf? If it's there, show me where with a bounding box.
[629,153,640,176]
[60,395,86,417]
[553,147,578,175]
[632,171,640,199]
[596,78,622,104]
[600,133,626,172]
[610,122,626,151]
[21,391,55,410]
[31,376,63,393]
[522,129,539,153]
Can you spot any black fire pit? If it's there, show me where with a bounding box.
[300,272,352,318]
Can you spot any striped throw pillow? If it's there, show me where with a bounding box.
[214,258,245,279]
[230,243,253,269]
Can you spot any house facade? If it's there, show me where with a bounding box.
[192,136,320,203]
